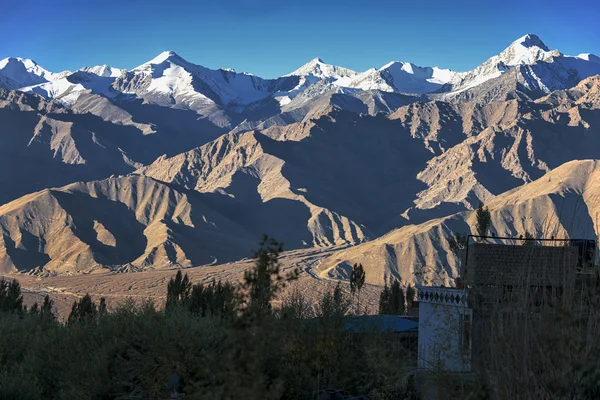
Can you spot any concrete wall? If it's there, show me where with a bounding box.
[417,287,472,372]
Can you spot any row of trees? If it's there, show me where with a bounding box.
[0,235,421,399]
[0,278,53,318]
[378,280,416,315]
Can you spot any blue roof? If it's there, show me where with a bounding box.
[344,315,418,333]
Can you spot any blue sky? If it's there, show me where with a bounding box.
[1,0,599,78]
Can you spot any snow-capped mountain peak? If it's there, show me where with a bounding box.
[347,61,456,94]
[498,33,558,66]
[0,57,68,89]
[516,34,550,51]
[134,50,187,70]
[79,65,125,78]
[285,57,357,80]
[577,53,600,63]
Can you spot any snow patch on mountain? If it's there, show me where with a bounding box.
[444,34,599,96]
[131,50,301,106]
[349,62,456,94]
[0,57,68,90]
[21,65,125,105]
[275,58,359,105]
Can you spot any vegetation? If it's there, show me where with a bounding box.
[378,279,406,315]
[349,263,366,314]
[475,202,491,242]
[519,230,535,246]
[0,238,418,400]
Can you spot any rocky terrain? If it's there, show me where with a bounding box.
[1,34,600,307]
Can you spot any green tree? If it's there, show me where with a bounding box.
[98,297,107,317]
[390,279,406,315]
[166,271,192,311]
[475,202,491,242]
[318,282,351,319]
[378,282,391,314]
[243,235,297,319]
[406,284,416,311]
[188,280,237,318]
[28,302,39,315]
[0,278,24,313]
[379,279,405,315]
[349,263,366,314]
[40,295,55,320]
[67,294,98,324]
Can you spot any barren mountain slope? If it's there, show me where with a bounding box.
[395,76,600,219]
[139,109,436,247]
[318,159,600,286]
[142,76,600,240]
[0,89,230,204]
[0,175,256,274]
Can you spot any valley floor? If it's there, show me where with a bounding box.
[3,247,382,319]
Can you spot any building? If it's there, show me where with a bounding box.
[417,242,580,373]
[417,286,471,372]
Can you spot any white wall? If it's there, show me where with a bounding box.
[418,288,472,372]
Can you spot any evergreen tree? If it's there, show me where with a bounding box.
[243,235,297,319]
[67,294,98,325]
[349,263,366,314]
[378,282,391,314]
[0,278,24,313]
[318,282,351,319]
[390,279,406,315]
[188,280,237,318]
[98,297,107,316]
[406,284,416,310]
[29,302,39,315]
[166,271,192,311]
[475,202,491,242]
[40,295,55,320]
[379,279,406,315]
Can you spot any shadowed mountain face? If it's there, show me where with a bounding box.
[0,175,257,274]
[0,89,229,204]
[1,36,600,277]
[317,160,600,287]
[2,76,600,274]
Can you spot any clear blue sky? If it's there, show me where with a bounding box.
[1,0,599,78]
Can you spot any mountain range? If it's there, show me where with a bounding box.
[1,34,600,286]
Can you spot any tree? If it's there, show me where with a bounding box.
[188,280,237,318]
[379,279,405,315]
[98,297,107,317]
[520,231,535,246]
[448,231,469,282]
[448,230,468,265]
[280,287,313,320]
[40,295,55,320]
[243,235,297,319]
[349,263,366,314]
[390,280,406,315]
[67,294,98,324]
[475,202,491,242]
[0,278,24,313]
[378,282,391,314]
[166,271,192,311]
[406,284,416,310]
[29,302,39,315]
[318,282,351,320]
